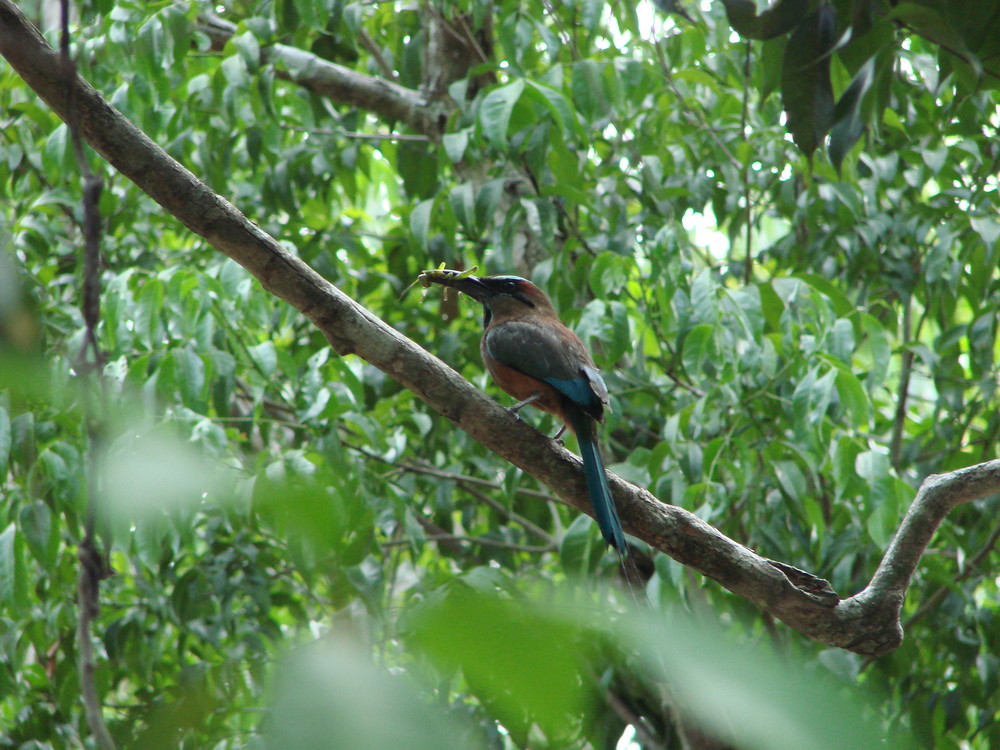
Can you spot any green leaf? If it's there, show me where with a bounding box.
[682,324,715,375]
[233,30,261,73]
[791,366,817,434]
[606,300,632,368]
[781,5,838,155]
[266,639,467,750]
[397,141,439,200]
[0,523,27,614]
[249,341,277,378]
[690,269,718,324]
[409,587,590,744]
[474,178,505,230]
[830,318,855,363]
[19,500,55,569]
[971,215,1000,249]
[442,130,469,163]
[590,253,629,297]
[866,493,897,547]
[480,80,526,150]
[299,387,330,422]
[448,183,477,235]
[175,347,206,409]
[722,0,809,40]
[559,514,595,576]
[759,281,785,332]
[580,0,603,33]
[524,80,579,138]
[0,523,16,605]
[809,369,837,423]
[775,460,808,499]
[835,368,870,426]
[796,274,855,318]
[859,313,891,391]
[409,198,435,250]
[570,60,606,124]
[0,407,10,478]
[102,432,221,530]
[627,610,915,750]
[830,59,874,172]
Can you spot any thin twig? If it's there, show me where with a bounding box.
[649,32,741,171]
[895,21,1000,84]
[741,41,753,284]
[452,14,491,65]
[889,295,913,470]
[351,442,561,540]
[601,685,667,750]
[459,481,557,543]
[356,27,396,80]
[279,121,430,141]
[383,533,554,553]
[60,1,114,748]
[538,0,577,58]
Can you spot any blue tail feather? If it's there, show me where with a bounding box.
[571,415,626,553]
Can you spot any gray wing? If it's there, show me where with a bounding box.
[484,320,608,412]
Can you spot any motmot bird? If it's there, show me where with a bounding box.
[428,272,627,554]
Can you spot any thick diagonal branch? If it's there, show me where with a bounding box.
[2,0,997,657]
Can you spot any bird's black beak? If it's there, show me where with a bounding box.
[419,270,494,303]
[419,269,536,310]
[442,275,495,303]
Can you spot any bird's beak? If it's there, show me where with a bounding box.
[420,271,493,302]
[445,275,494,302]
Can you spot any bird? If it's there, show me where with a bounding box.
[425,271,627,554]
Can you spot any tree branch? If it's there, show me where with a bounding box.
[2,0,998,657]
[904,514,1000,629]
[198,9,446,138]
[59,1,116,745]
[77,538,115,750]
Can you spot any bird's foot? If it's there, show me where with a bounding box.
[508,393,542,415]
[505,406,523,421]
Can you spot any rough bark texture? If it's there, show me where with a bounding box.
[3,0,998,657]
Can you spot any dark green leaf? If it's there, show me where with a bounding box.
[480,80,526,150]
[559,514,595,576]
[409,587,590,743]
[0,407,9,478]
[723,0,809,40]
[781,5,838,155]
[19,501,55,569]
[397,141,440,200]
[682,324,715,375]
[267,640,467,750]
[0,523,27,614]
[829,58,874,172]
[409,198,435,251]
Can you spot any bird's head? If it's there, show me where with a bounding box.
[423,272,555,326]
[447,275,538,306]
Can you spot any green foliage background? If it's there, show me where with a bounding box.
[1,0,999,747]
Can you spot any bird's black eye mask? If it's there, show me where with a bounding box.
[510,290,536,307]
[479,291,535,329]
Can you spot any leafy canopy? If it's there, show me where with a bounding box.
[1,0,999,747]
